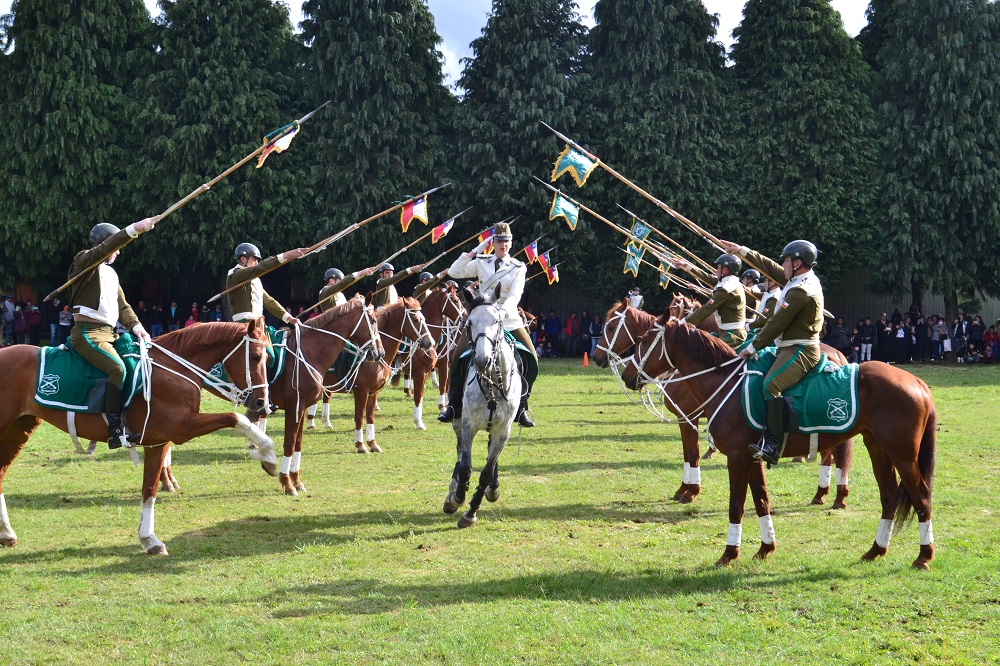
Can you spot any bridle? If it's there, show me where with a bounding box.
[466,303,515,431]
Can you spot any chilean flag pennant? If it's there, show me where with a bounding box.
[524,241,539,264]
[537,251,551,273]
[477,227,494,255]
[432,217,454,243]
[546,264,559,285]
[400,197,428,233]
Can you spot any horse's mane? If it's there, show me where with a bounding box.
[664,314,736,367]
[604,300,657,328]
[376,297,419,324]
[306,295,363,329]
[154,321,249,354]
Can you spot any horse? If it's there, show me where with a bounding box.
[443,290,522,528]
[397,285,466,429]
[317,297,434,454]
[669,294,854,506]
[621,315,936,569]
[243,294,385,495]
[0,319,276,554]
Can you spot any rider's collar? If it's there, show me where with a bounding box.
[718,274,739,288]
[787,269,815,287]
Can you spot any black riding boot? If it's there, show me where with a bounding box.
[437,360,468,423]
[105,383,139,449]
[515,386,535,427]
[750,398,786,465]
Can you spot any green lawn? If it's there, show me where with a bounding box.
[1,360,997,664]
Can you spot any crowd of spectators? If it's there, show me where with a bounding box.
[821,306,999,365]
[524,307,604,359]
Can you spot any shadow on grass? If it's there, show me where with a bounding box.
[268,565,854,616]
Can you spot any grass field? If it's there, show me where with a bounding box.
[1,359,998,665]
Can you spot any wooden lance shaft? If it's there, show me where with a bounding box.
[617,204,715,273]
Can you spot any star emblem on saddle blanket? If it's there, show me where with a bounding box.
[39,374,60,396]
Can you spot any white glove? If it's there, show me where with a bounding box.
[471,238,492,255]
[132,323,151,343]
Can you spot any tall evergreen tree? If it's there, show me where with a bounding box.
[130,0,305,290]
[455,0,585,292]
[868,0,1000,318]
[300,0,456,274]
[731,0,878,284]
[582,0,733,305]
[0,0,152,288]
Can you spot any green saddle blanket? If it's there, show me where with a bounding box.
[207,324,288,388]
[741,347,859,434]
[34,333,144,413]
[458,329,538,387]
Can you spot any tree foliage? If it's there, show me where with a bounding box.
[730,0,878,284]
[867,0,1000,316]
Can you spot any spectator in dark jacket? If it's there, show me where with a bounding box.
[544,310,561,347]
[167,301,183,332]
[827,317,852,359]
[859,317,875,362]
[876,312,893,362]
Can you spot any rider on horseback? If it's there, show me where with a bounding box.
[438,221,537,428]
[722,239,825,465]
[413,270,449,303]
[670,253,748,350]
[67,217,158,448]
[373,262,430,308]
[749,272,782,332]
[315,265,377,313]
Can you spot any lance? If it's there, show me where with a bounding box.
[615,247,709,296]
[541,122,728,251]
[512,231,550,260]
[526,261,564,283]
[44,102,332,303]
[617,204,714,273]
[206,183,450,304]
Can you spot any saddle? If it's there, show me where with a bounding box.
[207,325,288,387]
[34,334,144,413]
[457,329,538,393]
[740,346,859,435]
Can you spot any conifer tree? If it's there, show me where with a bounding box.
[581,0,732,304]
[868,0,1000,318]
[731,0,877,283]
[455,0,585,290]
[0,0,152,288]
[130,0,305,287]
[300,0,456,273]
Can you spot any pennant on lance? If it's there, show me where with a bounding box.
[524,241,539,264]
[432,216,454,243]
[623,243,643,277]
[659,261,671,290]
[546,264,559,285]
[629,218,651,243]
[537,251,550,273]
[549,192,580,231]
[551,145,600,187]
[256,123,299,168]
[478,227,494,255]
[400,197,428,233]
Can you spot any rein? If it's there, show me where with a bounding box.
[467,304,515,434]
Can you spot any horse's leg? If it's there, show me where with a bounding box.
[748,463,776,561]
[159,443,176,492]
[833,437,853,510]
[892,418,935,570]
[444,421,472,513]
[288,411,308,493]
[139,444,170,555]
[352,388,369,454]
[460,425,511,528]
[860,434,899,562]
[366,389,382,454]
[413,366,427,431]
[675,419,702,503]
[403,362,412,397]
[812,448,834,505]
[278,412,300,496]
[437,360,449,413]
[484,460,500,503]
[716,453,754,567]
[0,415,41,547]
[181,412,276,475]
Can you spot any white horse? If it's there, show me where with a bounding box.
[443,292,522,528]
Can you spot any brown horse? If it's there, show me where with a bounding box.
[621,315,936,569]
[0,320,275,554]
[398,286,466,428]
[248,294,385,494]
[317,298,434,455]
[594,299,852,507]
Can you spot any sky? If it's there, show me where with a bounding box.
[1,1,871,85]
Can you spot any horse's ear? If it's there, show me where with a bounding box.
[364,291,373,307]
[462,286,476,304]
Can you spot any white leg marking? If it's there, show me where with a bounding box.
[322,402,332,426]
[0,494,16,543]
[759,515,775,545]
[354,428,364,443]
[689,465,701,485]
[163,449,172,468]
[365,423,375,441]
[919,521,934,546]
[290,451,302,474]
[307,404,317,417]
[836,468,848,486]
[818,465,832,489]
[257,417,267,434]
[727,523,743,547]
[279,456,292,475]
[682,462,691,485]
[875,518,894,548]
[235,413,276,464]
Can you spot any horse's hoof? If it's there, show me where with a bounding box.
[911,544,934,570]
[860,542,888,561]
[306,421,316,430]
[160,481,175,493]
[260,461,277,477]
[322,420,333,428]
[457,513,477,528]
[810,493,826,506]
[671,491,683,501]
[753,542,776,561]
[146,544,169,556]
[414,420,427,431]
[367,440,383,453]
[790,456,806,463]
[294,483,307,493]
[701,449,715,461]
[677,494,693,505]
[485,486,500,503]
[832,500,847,510]
[0,537,17,548]
[443,498,459,514]
[279,473,298,496]
[356,443,369,454]
[833,487,849,509]
[283,486,298,496]
[714,545,739,567]
[404,390,412,397]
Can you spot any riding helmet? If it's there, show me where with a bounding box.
[234,242,262,260]
[714,253,742,275]
[780,240,818,267]
[325,268,345,281]
[89,223,121,245]
[379,262,394,273]
[741,268,761,283]
[419,271,434,282]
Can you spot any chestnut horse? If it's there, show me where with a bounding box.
[622,316,936,569]
[398,286,466,428]
[0,320,275,554]
[594,299,852,507]
[317,298,434,455]
[248,294,385,495]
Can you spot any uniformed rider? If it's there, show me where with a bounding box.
[721,239,824,464]
[372,262,428,308]
[314,265,376,313]
[68,217,158,448]
[671,253,747,350]
[438,222,537,427]
[749,273,782,332]
[226,242,305,325]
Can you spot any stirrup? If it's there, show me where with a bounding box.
[437,405,458,423]
[749,434,782,466]
[516,407,535,427]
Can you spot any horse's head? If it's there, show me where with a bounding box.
[223,317,271,415]
[442,287,466,323]
[400,297,434,349]
[595,300,657,369]
[621,312,677,390]
[668,292,699,322]
[465,297,504,376]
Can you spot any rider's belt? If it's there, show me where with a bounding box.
[775,338,820,348]
[72,315,112,327]
[717,319,747,331]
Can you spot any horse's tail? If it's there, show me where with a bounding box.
[894,402,936,526]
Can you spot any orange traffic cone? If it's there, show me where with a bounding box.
[582,352,589,368]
